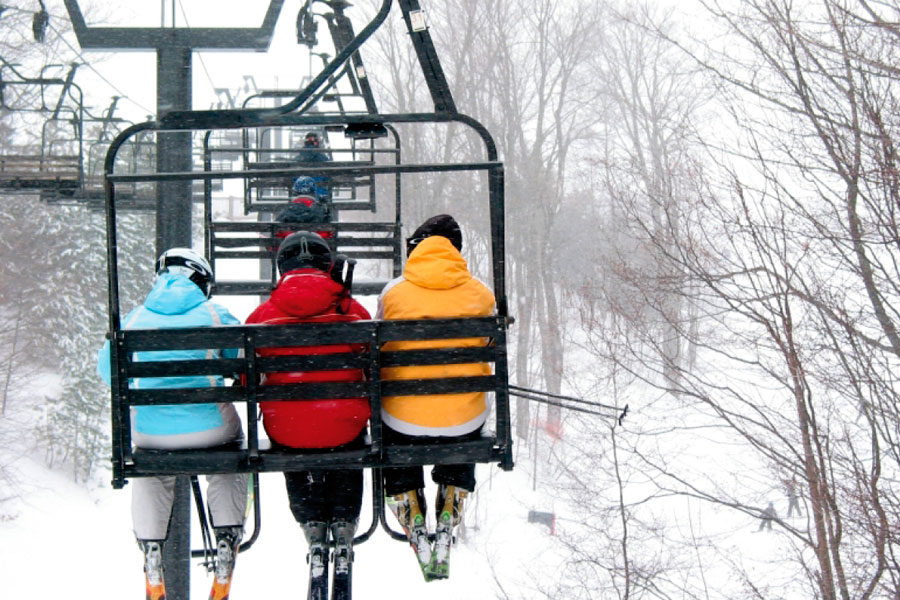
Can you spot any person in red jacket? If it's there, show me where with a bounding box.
[277,176,333,238]
[245,231,370,585]
[268,177,333,256]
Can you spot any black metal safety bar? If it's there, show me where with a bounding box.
[208,220,400,295]
[109,156,501,184]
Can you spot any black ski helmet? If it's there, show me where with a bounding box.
[406,214,463,256]
[156,247,214,298]
[304,131,321,148]
[276,231,333,275]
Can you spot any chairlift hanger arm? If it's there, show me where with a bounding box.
[397,0,456,114]
[324,3,379,114]
[295,0,376,116]
[51,64,80,120]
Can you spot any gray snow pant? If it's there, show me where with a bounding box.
[130,405,248,540]
[132,473,249,541]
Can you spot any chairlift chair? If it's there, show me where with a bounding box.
[100,0,513,586]
[0,59,84,196]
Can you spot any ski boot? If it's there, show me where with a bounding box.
[209,526,242,600]
[330,520,357,600]
[429,484,469,579]
[301,521,329,600]
[386,488,433,580]
[139,539,166,600]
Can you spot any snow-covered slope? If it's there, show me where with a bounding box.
[0,446,561,599]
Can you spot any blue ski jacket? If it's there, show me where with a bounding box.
[97,272,240,437]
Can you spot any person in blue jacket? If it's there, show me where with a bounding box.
[97,247,249,600]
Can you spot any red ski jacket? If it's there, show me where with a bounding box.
[245,268,371,448]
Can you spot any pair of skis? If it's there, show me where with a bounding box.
[142,567,241,600]
[386,490,458,582]
[141,551,237,600]
[399,520,453,582]
[142,547,349,600]
[209,569,235,600]
[142,569,235,600]
[307,545,352,600]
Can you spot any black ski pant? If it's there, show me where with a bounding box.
[281,433,365,523]
[381,426,481,496]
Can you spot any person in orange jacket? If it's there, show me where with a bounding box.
[376,214,495,578]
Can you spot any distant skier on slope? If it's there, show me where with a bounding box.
[377,214,495,580]
[758,501,777,531]
[785,476,802,517]
[245,232,370,599]
[97,248,249,600]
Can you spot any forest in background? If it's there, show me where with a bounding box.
[1,1,899,598]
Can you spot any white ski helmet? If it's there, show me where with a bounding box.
[155,247,214,298]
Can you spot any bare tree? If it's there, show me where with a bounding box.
[559,1,900,598]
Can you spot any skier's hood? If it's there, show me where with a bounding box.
[402,236,472,290]
[270,269,345,317]
[144,272,207,315]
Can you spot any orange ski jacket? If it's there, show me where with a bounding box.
[376,236,495,437]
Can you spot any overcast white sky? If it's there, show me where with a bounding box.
[51,0,348,123]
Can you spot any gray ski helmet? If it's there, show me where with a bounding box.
[292,175,318,196]
[156,247,214,297]
[276,231,333,275]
